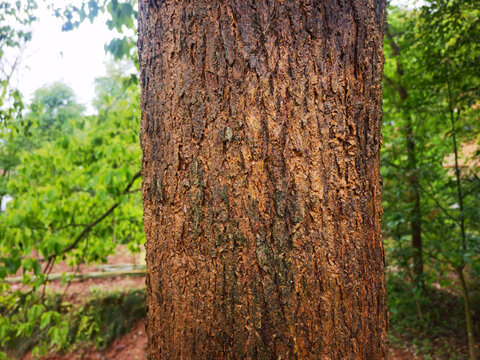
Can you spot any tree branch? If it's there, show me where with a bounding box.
[419,182,459,224]
[43,170,141,262]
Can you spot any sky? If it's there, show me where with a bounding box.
[10,1,122,114]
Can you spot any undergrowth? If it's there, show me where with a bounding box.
[0,288,146,359]
[387,272,479,360]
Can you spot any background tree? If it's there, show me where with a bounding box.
[0,67,143,356]
[417,2,480,358]
[383,7,425,291]
[26,82,85,141]
[382,2,480,359]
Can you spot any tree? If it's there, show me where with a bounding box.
[26,82,85,139]
[383,7,424,290]
[139,1,388,358]
[0,70,143,357]
[382,2,480,359]
[416,2,480,358]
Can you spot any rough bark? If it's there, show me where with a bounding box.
[139,1,387,359]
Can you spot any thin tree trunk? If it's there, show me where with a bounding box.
[139,1,388,358]
[457,267,477,360]
[406,115,424,288]
[447,77,477,360]
[385,28,424,287]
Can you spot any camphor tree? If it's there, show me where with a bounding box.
[139,0,388,358]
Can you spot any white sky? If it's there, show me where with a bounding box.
[8,0,419,115]
[10,1,121,114]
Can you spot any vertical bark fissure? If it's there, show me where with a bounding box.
[140,1,387,358]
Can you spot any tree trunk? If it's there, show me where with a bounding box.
[139,1,388,359]
[385,28,424,288]
[457,267,477,360]
[406,115,424,288]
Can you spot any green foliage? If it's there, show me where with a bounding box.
[0,1,36,59]
[383,3,480,274]
[0,66,142,277]
[0,291,65,358]
[26,82,85,140]
[0,3,144,356]
[0,0,38,217]
[383,2,480,358]
[67,288,145,349]
[387,274,477,360]
[0,65,143,356]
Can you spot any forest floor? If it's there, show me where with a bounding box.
[23,320,146,360]
[13,245,472,360]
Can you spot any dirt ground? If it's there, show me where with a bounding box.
[24,319,418,360]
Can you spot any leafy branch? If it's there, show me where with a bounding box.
[42,170,141,263]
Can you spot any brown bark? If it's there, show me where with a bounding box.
[139,1,388,359]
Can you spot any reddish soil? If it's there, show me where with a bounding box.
[102,320,147,360]
[24,320,147,360]
[25,321,414,360]
[25,318,413,360]
[25,321,416,360]
[389,346,423,360]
